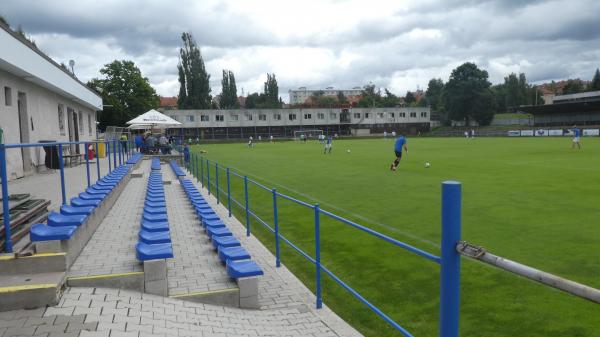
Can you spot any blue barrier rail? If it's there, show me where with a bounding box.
[0,139,136,253]
[192,154,461,337]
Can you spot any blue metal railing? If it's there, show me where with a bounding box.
[191,154,461,337]
[1,139,136,253]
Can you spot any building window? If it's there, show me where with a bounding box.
[353,113,361,119]
[317,113,325,120]
[259,114,267,121]
[78,111,84,134]
[410,112,417,118]
[304,113,312,119]
[421,112,428,118]
[289,113,297,121]
[216,115,224,122]
[171,115,179,121]
[245,114,253,121]
[200,115,208,122]
[230,114,238,121]
[365,113,371,118]
[58,104,65,136]
[377,112,384,118]
[274,114,281,120]
[4,87,11,106]
[88,114,92,135]
[330,112,337,119]
[399,112,406,118]
[389,112,395,118]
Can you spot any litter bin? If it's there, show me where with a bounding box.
[97,141,106,158]
[38,140,60,169]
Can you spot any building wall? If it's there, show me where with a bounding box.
[0,69,97,179]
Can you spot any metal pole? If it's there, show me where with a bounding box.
[215,163,220,204]
[95,142,100,181]
[58,144,66,205]
[195,154,199,181]
[85,142,90,188]
[440,181,461,337]
[207,159,211,195]
[107,141,112,173]
[315,203,322,309]
[273,189,280,267]
[112,140,117,168]
[0,144,13,252]
[118,140,122,166]
[200,157,204,187]
[226,168,231,217]
[244,176,250,236]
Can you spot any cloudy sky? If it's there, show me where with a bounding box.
[2,0,599,101]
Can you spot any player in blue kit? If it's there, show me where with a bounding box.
[390,135,408,171]
[571,125,581,149]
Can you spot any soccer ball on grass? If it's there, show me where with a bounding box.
[346,149,351,153]
[425,162,431,168]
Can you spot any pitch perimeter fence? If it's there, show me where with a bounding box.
[187,152,461,337]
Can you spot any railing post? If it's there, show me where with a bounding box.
[315,203,322,309]
[273,189,280,267]
[244,176,250,237]
[195,154,199,181]
[58,144,66,205]
[107,141,112,173]
[215,163,220,204]
[0,144,13,252]
[207,160,211,195]
[226,168,231,217]
[85,142,90,188]
[112,140,117,168]
[95,142,100,182]
[440,181,461,337]
[200,156,204,187]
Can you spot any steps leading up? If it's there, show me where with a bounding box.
[0,271,66,311]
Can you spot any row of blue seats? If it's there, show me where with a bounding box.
[169,160,186,178]
[135,171,174,261]
[178,176,263,279]
[30,163,134,242]
[126,153,143,165]
[151,157,161,171]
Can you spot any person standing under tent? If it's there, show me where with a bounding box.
[183,143,190,166]
[571,125,582,149]
[324,135,333,154]
[390,134,408,171]
[159,134,169,155]
[134,134,143,152]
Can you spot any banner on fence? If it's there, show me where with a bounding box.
[520,130,534,136]
[563,129,574,136]
[508,130,521,137]
[535,129,549,136]
[583,129,600,136]
[548,130,564,136]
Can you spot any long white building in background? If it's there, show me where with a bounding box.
[0,23,102,180]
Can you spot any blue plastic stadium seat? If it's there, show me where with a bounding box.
[139,230,171,244]
[203,219,226,229]
[30,223,77,242]
[90,184,113,192]
[207,226,232,238]
[218,246,251,263]
[145,196,165,203]
[144,207,167,215]
[85,187,110,195]
[226,260,264,279]
[145,201,166,208]
[200,213,221,223]
[71,198,101,208]
[212,235,241,249]
[79,192,106,201]
[141,220,170,232]
[136,242,173,261]
[195,204,212,211]
[60,205,94,216]
[48,212,86,227]
[143,213,168,223]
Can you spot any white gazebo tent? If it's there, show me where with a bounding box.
[126,109,181,128]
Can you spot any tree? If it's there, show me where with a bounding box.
[562,79,585,94]
[87,60,159,130]
[337,91,348,104]
[590,68,600,91]
[381,89,399,107]
[0,15,9,27]
[263,73,280,108]
[177,32,211,109]
[357,84,382,107]
[404,91,416,104]
[425,78,444,113]
[219,70,238,109]
[444,62,494,126]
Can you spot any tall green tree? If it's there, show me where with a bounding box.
[263,73,280,108]
[357,84,382,107]
[177,32,211,109]
[337,91,348,104]
[562,79,585,94]
[87,60,158,130]
[404,91,416,104]
[219,70,238,109]
[444,62,494,126]
[425,78,444,113]
[381,89,399,107]
[589,68,600,91]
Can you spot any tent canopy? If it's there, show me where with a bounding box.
[127,109,181,126]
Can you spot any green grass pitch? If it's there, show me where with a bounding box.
[191,137,600,337]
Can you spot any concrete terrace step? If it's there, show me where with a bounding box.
[0,271,66,311]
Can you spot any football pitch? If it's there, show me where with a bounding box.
[192,137,600,337]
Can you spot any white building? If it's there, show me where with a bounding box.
[0,23,102,180]
[288,87,363,105]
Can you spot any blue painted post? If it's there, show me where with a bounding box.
[58,144,66,205]
[315,203,322,309]
[85,142,90,188]
[200,157,204,187]
[195,155,199,181]
[273,189,280,267]
[95,142,100,181]
[0,144,13,252]
[226,168,231,217]
[107,141,112,173]
[440,181,461,337]
[207,160,211,195]
[112,141,117,169]
[244,176,250,237]
[215,163,220,204]
[118,141,122,166]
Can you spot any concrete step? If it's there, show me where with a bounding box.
[0,271,66,311]
[0,252,67,275]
